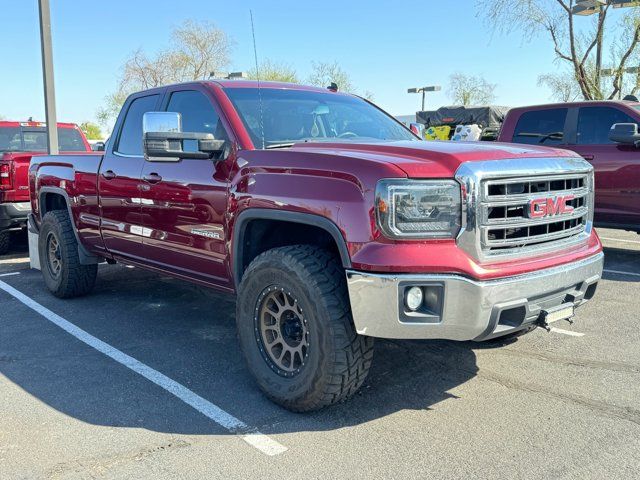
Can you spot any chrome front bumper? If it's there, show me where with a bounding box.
[345,252,604,341]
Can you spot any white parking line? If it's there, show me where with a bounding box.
[0,257,29,264]
[601,237,640,245]
[0,280,287,457]
[604,269,640,278]
[550,327,585,337]
[0,272,21,277]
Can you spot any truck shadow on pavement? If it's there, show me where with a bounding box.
[602,246,640,283]
[0,263,479,435]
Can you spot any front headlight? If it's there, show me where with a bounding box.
[375,179,462,239]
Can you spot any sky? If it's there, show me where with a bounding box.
[0,0,623,130]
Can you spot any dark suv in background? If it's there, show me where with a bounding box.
[499,101,640,233]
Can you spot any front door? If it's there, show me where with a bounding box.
[139,88,232,286]
[98,93,161,260]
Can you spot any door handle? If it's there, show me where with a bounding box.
[582,155,595,161]
[143,173,163,184]
[101,170,116,180]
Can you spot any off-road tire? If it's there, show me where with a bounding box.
[236,245,374,412]
[38,210,97,298]
[0,231,9,255]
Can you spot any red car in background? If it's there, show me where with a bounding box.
[0,121,92,254]
[498,100,640,233]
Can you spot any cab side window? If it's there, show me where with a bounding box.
[512,108,567,146]
[577,107,638,145]
[167,90,229,141]
[116,94,160,156]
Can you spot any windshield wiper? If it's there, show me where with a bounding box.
[516,132,563,144]
[265,143,295,149]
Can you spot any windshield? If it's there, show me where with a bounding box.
[0,127,87,152]
[224,88,416,148]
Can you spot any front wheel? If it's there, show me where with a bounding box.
[236,245,374,412]
[38,210,97,298]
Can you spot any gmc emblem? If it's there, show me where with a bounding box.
[528,195,575,219]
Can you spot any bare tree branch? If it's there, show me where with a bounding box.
[98,20,233,127]
[610,23,640,99]
[580,4,609,66]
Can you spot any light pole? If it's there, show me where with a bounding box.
[407,86,441,112]
[38,0,58,154]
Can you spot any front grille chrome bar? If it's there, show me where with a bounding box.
[483,223,586,248]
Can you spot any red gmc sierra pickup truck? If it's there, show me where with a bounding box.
[28,81,604,411]
[0,120,91,254]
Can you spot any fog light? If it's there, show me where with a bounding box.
[405,286,423,311]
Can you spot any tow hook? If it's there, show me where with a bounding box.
[536,315,552,332]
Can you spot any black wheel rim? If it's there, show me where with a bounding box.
[46,232,62,279]
[254,286,309,378]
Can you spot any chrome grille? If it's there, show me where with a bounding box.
[455,158,595,263]
[481,174,589,252]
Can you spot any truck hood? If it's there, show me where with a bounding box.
[291,140,580,178]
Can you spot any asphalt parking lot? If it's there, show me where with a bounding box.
[1,229,639,479]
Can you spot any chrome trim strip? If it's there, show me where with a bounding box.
[483,224,586,248]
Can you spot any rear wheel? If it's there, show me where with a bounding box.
[236,245,374,412]
[38,210,97,298]
[0,231,9,255]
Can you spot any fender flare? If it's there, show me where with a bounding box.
[232,209,352,288]
[38,187,100,265]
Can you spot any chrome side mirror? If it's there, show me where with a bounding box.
[143,111,182,134]
[142,111,226,162]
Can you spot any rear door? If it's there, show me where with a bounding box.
[567,105,640,228]
[139,87,233,286]
[98,93,161,260]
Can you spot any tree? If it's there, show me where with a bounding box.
[477,0,640,100]
[307,61,356,93]
[97,20,233,126]
[447,72,497,105]
[79,122,103,140]
[247,59,299,83]
[538,71,581,101]
[305,61,374,99]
